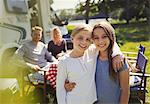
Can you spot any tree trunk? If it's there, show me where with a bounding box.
[85,0,90,24]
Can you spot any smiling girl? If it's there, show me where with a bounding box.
[56,24,97,104]
[92,21,130,104]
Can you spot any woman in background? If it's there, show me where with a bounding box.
[48,27,67,59]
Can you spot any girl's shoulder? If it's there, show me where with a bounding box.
[118,60,129,72]
[87,44,96,52]
[58,53,71,62]
[86,44,98,56]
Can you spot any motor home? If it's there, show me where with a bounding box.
[0,0,55,73]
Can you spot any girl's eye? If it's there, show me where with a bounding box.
[93,37,99,40]
[77,37,83,41]
[86,38,91,42]
[102,35,108,39]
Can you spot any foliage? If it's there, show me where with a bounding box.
[75,0,150,23]
[58,9,76,20]
[66,25,76,35]
[116,0,149,23]
[114,21,150,45]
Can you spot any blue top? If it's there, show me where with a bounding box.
[95,58,129,104]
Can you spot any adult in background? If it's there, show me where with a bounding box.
[48,26,67,59]
[14,26,56,77]
[14,26,57,103]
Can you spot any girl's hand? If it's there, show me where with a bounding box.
[64,80,76,92]
[112,55,124,72]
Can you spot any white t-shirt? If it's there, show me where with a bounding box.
[56,50,97,104]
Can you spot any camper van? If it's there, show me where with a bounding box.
[0,0,55,72]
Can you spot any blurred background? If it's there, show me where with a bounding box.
[0,0,150,103]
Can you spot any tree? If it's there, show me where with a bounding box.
[75,0,149,23]
[112,0,150,23]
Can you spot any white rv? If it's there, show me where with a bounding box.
[0,0,54,74]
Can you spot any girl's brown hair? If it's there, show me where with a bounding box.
[92,21,117,81]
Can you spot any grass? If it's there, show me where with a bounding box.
[114,22,150,46]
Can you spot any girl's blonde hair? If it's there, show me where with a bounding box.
[71,24,93,38]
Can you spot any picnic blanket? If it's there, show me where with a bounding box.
[26,62,58,89]
[46,63,57,89]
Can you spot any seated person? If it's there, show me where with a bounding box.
[48,27,67,59]
[14,26,57,80]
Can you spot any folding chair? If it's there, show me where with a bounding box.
[123,44,145,65]
[130,52,150,103]
[21,63,57,103]
[139,44,145,54]
[23,70,48,102]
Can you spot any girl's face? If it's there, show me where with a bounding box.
[92,28,110,52]
[72,30,92,53]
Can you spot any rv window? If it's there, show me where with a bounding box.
[4,0,28,14]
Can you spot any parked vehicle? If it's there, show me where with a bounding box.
[0,0,54,73]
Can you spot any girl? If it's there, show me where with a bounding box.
[56,24,97,104]
[92,21,129,104]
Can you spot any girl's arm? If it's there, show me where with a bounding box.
[56,60,67,104]
[119,68,130,104]
[88,43,124,70]
[112,42,122,57]
[112,42,124,71]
